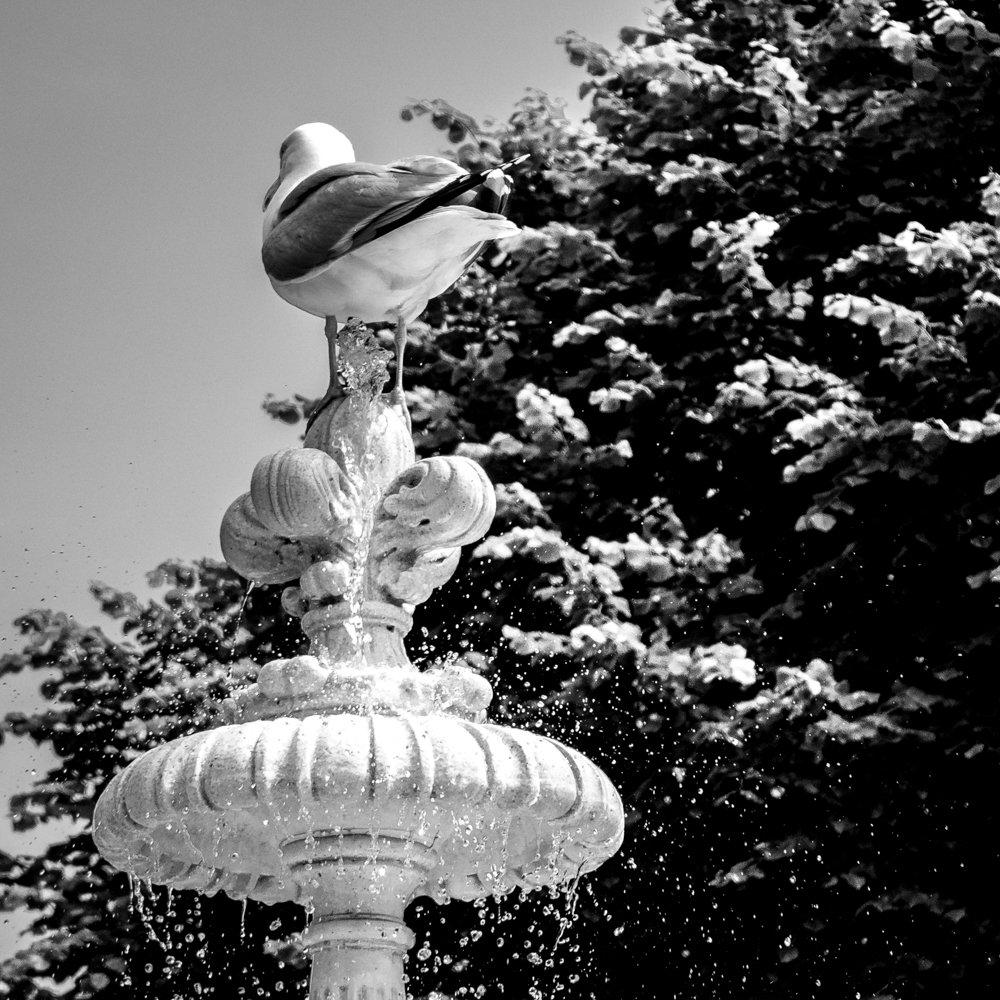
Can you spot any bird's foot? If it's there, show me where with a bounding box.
[390,381,410,432]
[305,383,346,432]
[388,385,411,433]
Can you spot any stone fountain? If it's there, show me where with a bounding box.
[93,326,624,998]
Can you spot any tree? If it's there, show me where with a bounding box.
[4,2,1000,997]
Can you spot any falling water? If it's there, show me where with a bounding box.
[342,440,377,664]
[225,579,256,686]
[333,322,392,662]
[551,864,585,953]
[235,579,256,633]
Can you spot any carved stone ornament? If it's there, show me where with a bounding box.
[93,325,624,1000]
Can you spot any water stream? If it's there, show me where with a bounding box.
[331,324,391,665]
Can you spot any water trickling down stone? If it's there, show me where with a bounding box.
[93,320,624,1000]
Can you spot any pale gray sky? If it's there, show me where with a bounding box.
[0,0,646,958]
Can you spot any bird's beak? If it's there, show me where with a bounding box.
[262,175,281,211]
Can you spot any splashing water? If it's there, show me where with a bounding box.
[342,447,378,664]
[551,864,585,954]
[130,875,157,942]
[404,850,593,999]
[224,580,256,686]
[235,579,255,634]
[333,322,392,662]
[338,321,391,400]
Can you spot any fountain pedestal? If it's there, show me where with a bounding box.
[306,918,412,1000]
[288,835,429,1000]
[93,328,624,997]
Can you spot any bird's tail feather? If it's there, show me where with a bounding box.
[352,153,530,252]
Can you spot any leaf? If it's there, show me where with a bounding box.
[795,511,837,532]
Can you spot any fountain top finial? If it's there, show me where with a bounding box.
[218,320,497,723]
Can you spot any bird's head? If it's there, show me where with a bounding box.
[262,123,356,233]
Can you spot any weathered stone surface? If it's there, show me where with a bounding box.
[303,393,415,497]
[219,389,494,634]
[92,712,625,905]
[250,446,360,539]
[256,654,331,698]
[96,344,623,1000]
[219,493,317,584]
[373,455,496,604]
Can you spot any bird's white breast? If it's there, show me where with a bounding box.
[270,206,518,321]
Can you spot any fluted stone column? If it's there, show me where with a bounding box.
[285,834,433,1000]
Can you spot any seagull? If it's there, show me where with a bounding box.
[261,122,524,423]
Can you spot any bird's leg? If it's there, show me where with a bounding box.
[389,316,411,430]
[305,315,344,431]
[326,315,343,394]
[391,317,407,397]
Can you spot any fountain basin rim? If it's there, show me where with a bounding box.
[93,711,625,907]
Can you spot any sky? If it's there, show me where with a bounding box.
[0,0,648,960]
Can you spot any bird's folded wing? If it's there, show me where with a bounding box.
[263,159,504,283]
[264,158,473,282]
[386,155,466,177]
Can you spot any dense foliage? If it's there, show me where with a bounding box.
[4,2,1000,997]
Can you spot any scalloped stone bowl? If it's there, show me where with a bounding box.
[93,706,624,905]
[93,659,625,1000]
